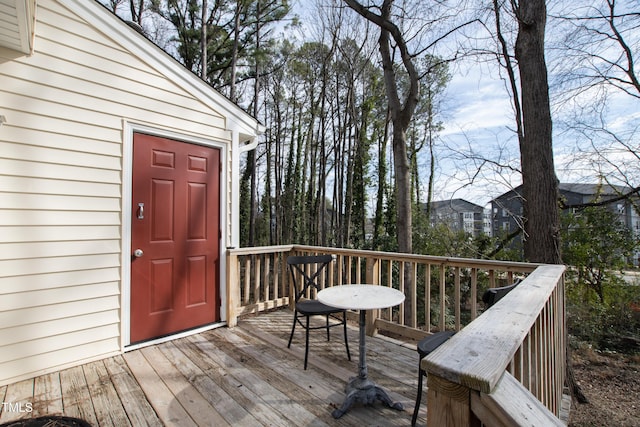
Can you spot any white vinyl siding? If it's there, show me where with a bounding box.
[0,0,236,385]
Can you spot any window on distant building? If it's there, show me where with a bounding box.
[502,221,510,231]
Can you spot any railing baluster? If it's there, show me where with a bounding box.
[454,267,461,330]
[397,261,404,326]
[254,256,261,304]
[385,259,393,320]
[524,331,532,390]
[425,263,431,332]
[263,255,270,303]
[470,268,478,320]
[273,253,280,301]
[243,256,250,304]
[543,300,551,409]
[439,266,446,331]
[411,262,418,328]
[513,345,521,379]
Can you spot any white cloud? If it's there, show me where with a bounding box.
[439,62,516,143]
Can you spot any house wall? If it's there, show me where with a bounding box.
[0,0,234,385]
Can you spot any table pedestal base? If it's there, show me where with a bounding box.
[331,375,404,418]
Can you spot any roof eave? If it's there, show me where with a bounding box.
[0,0,37,54]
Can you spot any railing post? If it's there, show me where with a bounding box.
[226,250,240,327]
[281,251,290,309]
[286,251,295,310]
[365,257,380,336]
[427,374,480,427]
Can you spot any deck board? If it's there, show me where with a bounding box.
[167,338,253,425]
[157,342,231,427]
[59,365,100,426]
[103,355,162,427]
[229,327,406,426]
[192,334,316,426]
[83,360,131,427]
[0,379,33,423]
[0,310,425,426]
[215,326,345,426]
[125,350,197,427]
[32,372,63,418]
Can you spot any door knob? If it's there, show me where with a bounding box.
[133,249,144,258]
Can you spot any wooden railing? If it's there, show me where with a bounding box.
[226,245,294,323]
[227,245,537,331]
[423,264,567,426]
[226,245,567,424]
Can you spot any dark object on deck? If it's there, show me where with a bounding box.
[287,254,351,370]
[482,280,522,307]
[411,279,522,426]
[0,416,92,427]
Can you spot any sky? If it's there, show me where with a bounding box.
[437,65,639,207]
[436,66,519,205]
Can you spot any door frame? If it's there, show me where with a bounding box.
[121,122,228,349]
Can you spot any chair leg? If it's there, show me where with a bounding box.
[343,311,351,361]
[304,315,310,370]
[287,311,298,349]
[412,366,425,427]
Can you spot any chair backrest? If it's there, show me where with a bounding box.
[481,278,522,308]
[287,254,333,302]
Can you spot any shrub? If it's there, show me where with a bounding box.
[567,274,640,354]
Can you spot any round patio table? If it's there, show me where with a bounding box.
[317,284,405,418]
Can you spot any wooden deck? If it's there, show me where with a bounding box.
[0,310,424,426]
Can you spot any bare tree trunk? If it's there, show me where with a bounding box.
[425,118,435,221]
[345,0,420,325]
[333,93,345,247]
[391,125,412,253]
[200,0,207,79]
[344,78,358,248]
[129,0,144,25]
[373,109,391,250]
[513,0,561,264]
[318,52,331,247]
[344,0,419,254]
[247,0,263,247]
[511,0,581,408]
[230,1,242,102]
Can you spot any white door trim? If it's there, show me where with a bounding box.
[121,121,228,349]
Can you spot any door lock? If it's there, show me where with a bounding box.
[133,249,144,258]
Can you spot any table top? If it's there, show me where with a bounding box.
[317,284,405,310]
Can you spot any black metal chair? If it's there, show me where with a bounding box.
[287,254,351,370]
[411,279,522,426]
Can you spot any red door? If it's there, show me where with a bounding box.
[130,133,220,343]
